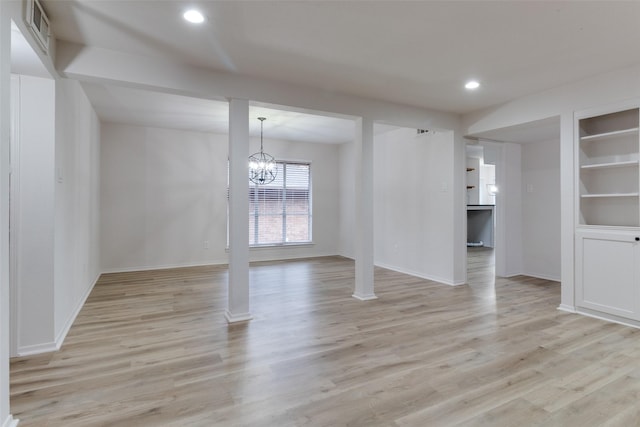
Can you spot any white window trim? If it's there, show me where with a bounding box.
[227,160,313,249]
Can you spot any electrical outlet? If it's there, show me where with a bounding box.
[203,240,209,249]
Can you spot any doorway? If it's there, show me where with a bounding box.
[466,143,497,284]
[465,116,562,285]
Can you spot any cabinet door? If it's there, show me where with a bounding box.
[575,229,640,319]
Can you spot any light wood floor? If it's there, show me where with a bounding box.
[10,250,640,426]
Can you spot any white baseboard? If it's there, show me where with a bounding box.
[224,311,252,323]
[521,270,561,282]
[102,254,342,275]
[54,272,101,350]
[576,307,640,329]
[498,271,521,278]
[101,260,228,274]
[2,415,19,427]
[352,293,378,301]
[374,262,461,286]
[16,340,58,357]
[557,304,576,313]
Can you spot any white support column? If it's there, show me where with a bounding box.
[559,111,575,311]
[491,140,523,278]
[225,98,252,323]
[353,117,377,300]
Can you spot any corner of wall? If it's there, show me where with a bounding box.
[54,271,100,350]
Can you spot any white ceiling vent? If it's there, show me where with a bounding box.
[25,0,50,55]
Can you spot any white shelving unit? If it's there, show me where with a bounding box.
[575,104,640,324]
[580,159,639,170]
[578,108,640,227]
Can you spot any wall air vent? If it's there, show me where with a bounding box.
[25,0,50,55]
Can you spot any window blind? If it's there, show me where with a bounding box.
[248,162,311,246]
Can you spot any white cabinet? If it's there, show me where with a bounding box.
[575,229,640,320]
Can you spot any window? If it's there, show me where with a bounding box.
[228,161,312,247]
[249,162,312,246]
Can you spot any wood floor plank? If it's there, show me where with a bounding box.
[454,398,550,427]
[9,249,640,426]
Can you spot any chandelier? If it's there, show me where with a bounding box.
[249,117,277,185]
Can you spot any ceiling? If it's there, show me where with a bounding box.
[468,116,561,144]
[10,20,50,78]
[41,0,640,115]
[80,82,357,143]
[15,1,640,143]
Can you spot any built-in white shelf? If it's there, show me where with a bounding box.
[581,192,639,198]
[578,108,640,227]
[575,106,640,325]
[580,127,639,142]
[581,160,639,170]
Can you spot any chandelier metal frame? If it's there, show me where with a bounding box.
[249,117,277,185]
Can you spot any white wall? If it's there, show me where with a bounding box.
[100,124,226,271]
[54,78,101,345]
[521,139,561,281]
[373,127,460,285]
[100,123,341,272]
[8,76,100,356]
[0,3,13,424]
[12,74,56,354]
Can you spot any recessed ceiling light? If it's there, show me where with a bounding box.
[183,9,205,24]
[465,80,480,90]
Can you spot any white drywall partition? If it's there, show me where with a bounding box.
[54,78,102,345]
[521,139,561,281]
[374,127,459,285]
